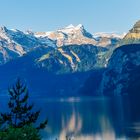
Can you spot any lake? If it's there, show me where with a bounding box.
[33,96,140,140]
[1,96,140,140]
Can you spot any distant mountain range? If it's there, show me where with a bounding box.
[0,21,139,97]
[0,24,123,65]
[0,26,56,64]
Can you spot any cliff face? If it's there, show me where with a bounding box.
[100,44,140,96]
[99,20,140,96]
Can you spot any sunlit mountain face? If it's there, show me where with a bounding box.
[35,24,123,48]
[119,20,140,46]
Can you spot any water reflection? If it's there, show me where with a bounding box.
[1,96,140,140]
[36,98,126,140]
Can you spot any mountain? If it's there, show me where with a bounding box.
[119,20,140,46]
[36,44,109,73]
[0,25,122,65]
[0,24,125,97]
[0,44,108,73]
[80,20,140,97]
[35,24,97,47]
[99,20,140,96]
[0,26,56,64]
[35,24,122,48]
[93,32,124,48]
[0,43,109,96]
[100,44,140,96]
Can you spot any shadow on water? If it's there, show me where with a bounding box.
[121,95,140,139]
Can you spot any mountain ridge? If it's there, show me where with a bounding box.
[0,24,122,65]
[0,21,138,97]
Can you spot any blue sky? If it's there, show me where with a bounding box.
[0,0,139,33]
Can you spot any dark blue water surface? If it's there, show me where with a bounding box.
[0,96,140,140]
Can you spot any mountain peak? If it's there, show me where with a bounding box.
[129,20,140,33]
[0,26,8,33]
[134,20,140,28]
[56,24,85,36]
[62,24,84,31]
[119,20,140,46]
[76,24,84,29]
[65,24,75,29]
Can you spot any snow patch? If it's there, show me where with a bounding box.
[93,32,126,39]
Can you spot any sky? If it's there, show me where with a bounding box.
[0,0,140,33]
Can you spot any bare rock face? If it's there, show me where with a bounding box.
[120,20,140,45]
[35,24,97,47]
[132,20,140,32]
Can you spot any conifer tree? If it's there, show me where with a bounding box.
[0,78,47,130]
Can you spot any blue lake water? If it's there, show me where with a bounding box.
[0,96,140,140]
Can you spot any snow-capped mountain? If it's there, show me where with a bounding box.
[0,25,115,96]
[0,26,25,64]
[93,32,125,39]
[0,21,139,97]
[93,32,125,47]
[35,24,97,47]
[0,26,56,64]
[0,24,122,65]
[35,24,122,48]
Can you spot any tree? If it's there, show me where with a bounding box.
[0,78,47,130]
[0,125,41,140]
